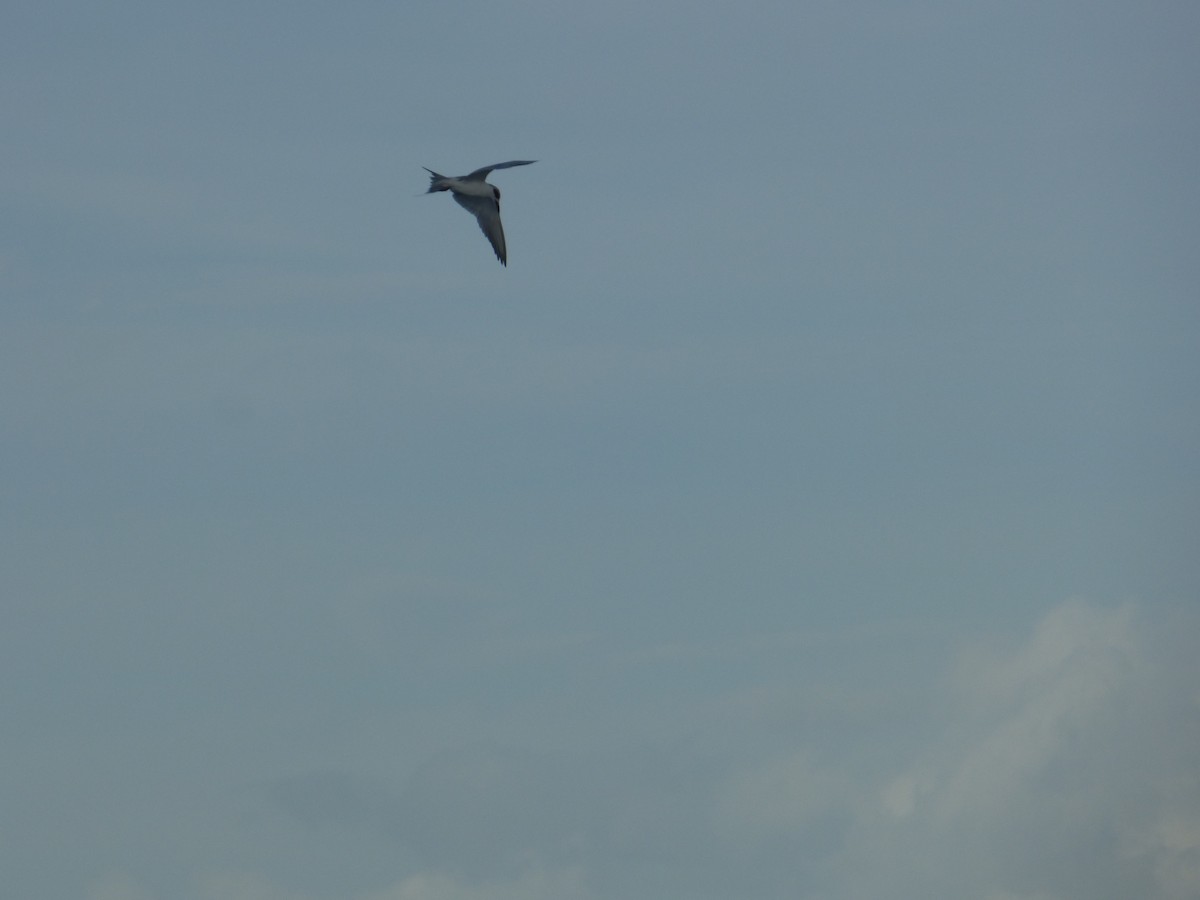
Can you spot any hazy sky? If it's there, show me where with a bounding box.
[3,2,1198,899]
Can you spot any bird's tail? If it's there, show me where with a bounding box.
[423,167,449,193]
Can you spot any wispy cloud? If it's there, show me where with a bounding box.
[240,599,1199,900]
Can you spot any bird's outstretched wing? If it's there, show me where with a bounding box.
[464,160,537,181]
[452,192,507,265]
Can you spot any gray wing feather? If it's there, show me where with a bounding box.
[464,160,537,181]
[453,192,507,265]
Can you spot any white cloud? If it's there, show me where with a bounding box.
[837,599,1198,899]
[93,867,590,900]
[1123,812,1200,900]
[880,769,935,820]
[86,873,157,900]
[358,866,589,900]
[953,600,1136,706]
[714,751,845,841]
[933,600,1138,821]
[194,872,312,900]
[79,599,1199,900]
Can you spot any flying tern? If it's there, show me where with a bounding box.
[422,160,537,266]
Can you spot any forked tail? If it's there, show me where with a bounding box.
[423,167,449,193]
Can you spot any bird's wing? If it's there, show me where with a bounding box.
[453,192,507,265]
[464,160,537,181]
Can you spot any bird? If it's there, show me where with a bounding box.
[422,160,536,266]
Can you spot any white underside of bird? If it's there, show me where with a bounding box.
[422,160,536,266]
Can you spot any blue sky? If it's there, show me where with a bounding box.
[3,2,1198,899]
